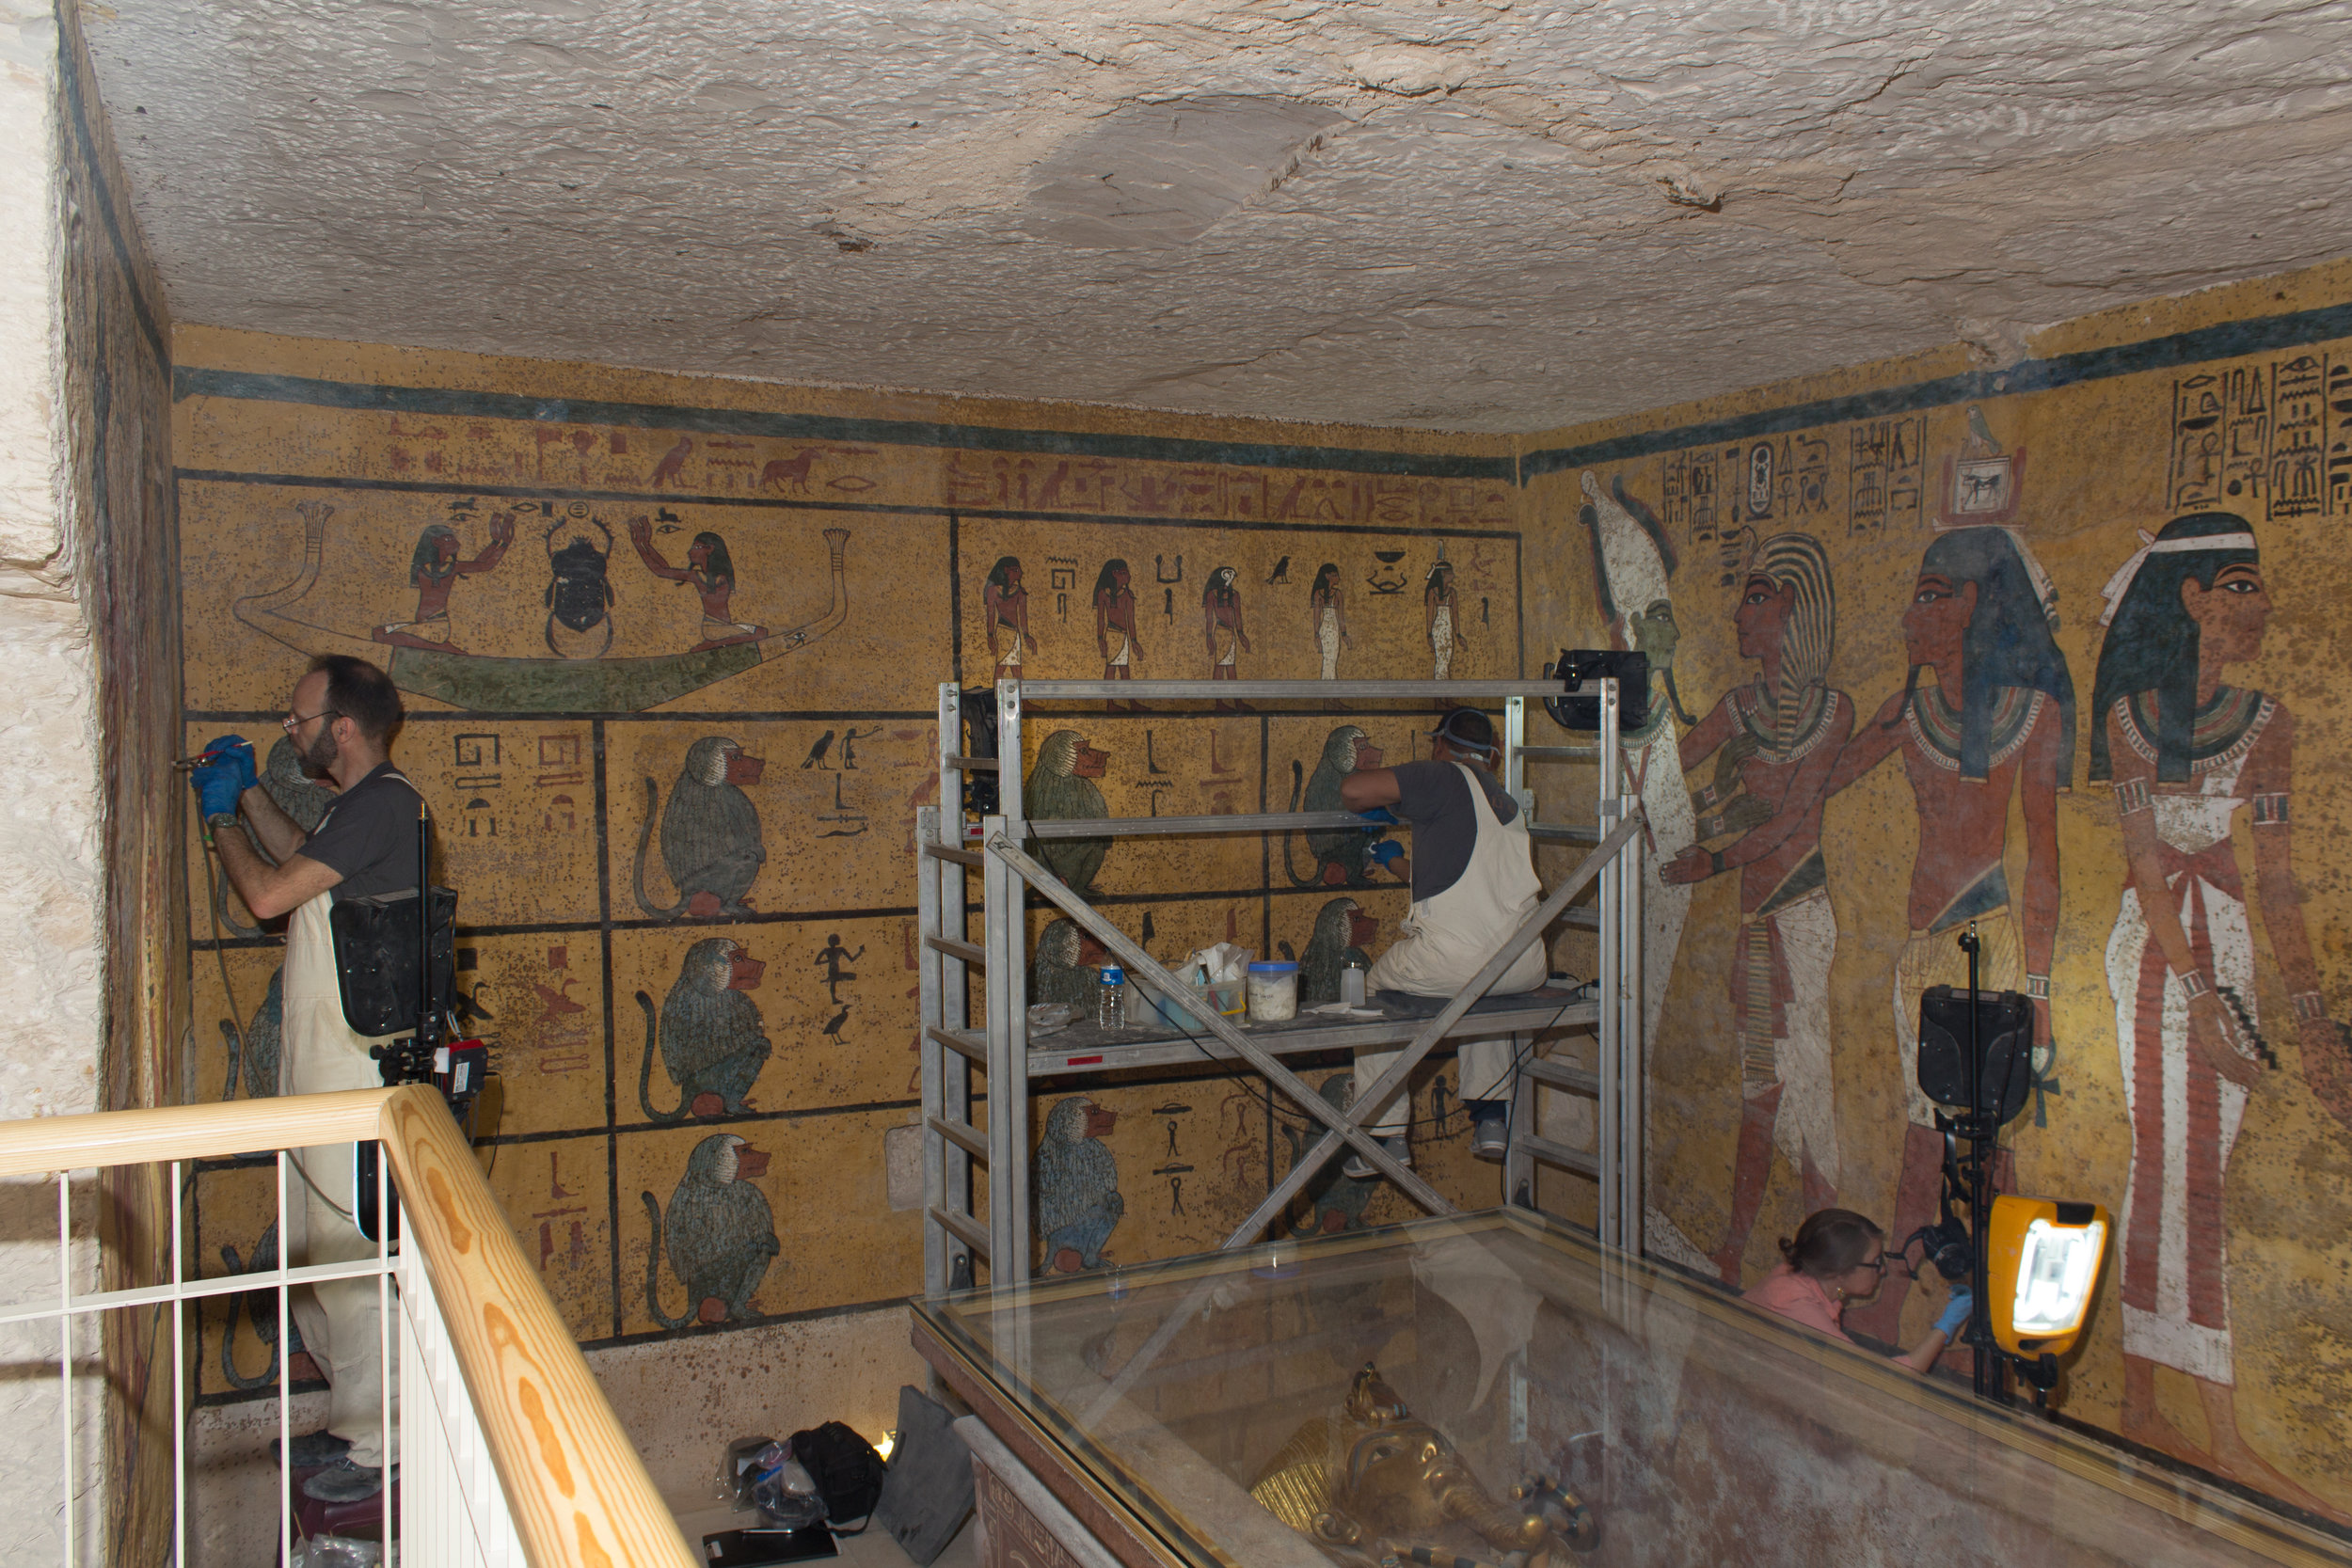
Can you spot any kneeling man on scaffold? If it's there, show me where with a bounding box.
[1339,707,1545,1179]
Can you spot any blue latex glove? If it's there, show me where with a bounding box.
[190,760,244,820]
[1933,1290,1974,1339]
[198,735,258,793]
[1367,841,1405,868]
[1356,806,1397,826]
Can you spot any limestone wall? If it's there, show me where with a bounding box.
[0,2,175,1562]
[1518,258,2352,1524]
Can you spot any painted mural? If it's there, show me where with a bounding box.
[177,330,1533,1401]
[172,265,2352,1532]
[1528,269,2352,1526]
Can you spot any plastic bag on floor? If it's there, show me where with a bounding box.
[288,1535,384,1568]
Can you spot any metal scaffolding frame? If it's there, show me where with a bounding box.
[914,677,1645,1295]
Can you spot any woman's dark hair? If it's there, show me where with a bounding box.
[1883,527,2074,785]
[1311,562,1341,597]
[2089,512,2260,785]
[1777,1208,1883,1280]
[691,531,734,586]
[309,654,405,744]
[1093,559,1128,598]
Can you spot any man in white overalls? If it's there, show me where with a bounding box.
[193,655,422,1504]
[1339,708,1545,1178]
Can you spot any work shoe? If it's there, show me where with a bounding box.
[268,1428,349,1468]
[300,1456,386,1503]
[1342,1135,1410,1181]
[1470,1105,1509,1161]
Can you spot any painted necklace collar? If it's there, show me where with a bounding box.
[1905,681,2045,774]
[2118,685,2271,772]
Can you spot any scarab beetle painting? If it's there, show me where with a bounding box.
[545,511,616,657]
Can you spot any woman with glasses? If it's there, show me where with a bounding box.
[1743,1207,1969,1373]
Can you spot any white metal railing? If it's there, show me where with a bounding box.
[0,1086,695,1567]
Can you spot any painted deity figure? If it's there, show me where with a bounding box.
[374,513,515,653]
[983,555,1037,680]
[1579,470,1699,1047]
[1822,526,2072,1346]
[1309,562,1350,684]
[1094,559,1146,710]
[1203,565,1251,710]
[629,520,766,651]
[1425,559,1468,682]
[2090,512,2350,1518]
[1662,534,1851,1284]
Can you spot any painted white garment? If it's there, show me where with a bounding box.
[1213,625,1239,669]
[1759,890,1841,1186]
[1430,603,1454,679]
[282,889,401,1466]
[1359,764,1547,1132]
[1577,471,1694,1045]
[2104,694,2271,1385]
[1316,607,1340,680]
[1107,628,1130,668]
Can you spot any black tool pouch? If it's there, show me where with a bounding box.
[329,886,458,1037]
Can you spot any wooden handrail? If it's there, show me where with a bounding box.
[0,1087,395,1179]
[379,1085,697,1568]
[0,1086,697,1568]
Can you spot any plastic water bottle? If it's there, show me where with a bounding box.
[1097,965,1126,1029]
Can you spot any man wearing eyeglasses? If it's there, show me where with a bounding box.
[189,653,420,1504]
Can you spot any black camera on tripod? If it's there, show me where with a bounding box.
[1543,649,1650,732]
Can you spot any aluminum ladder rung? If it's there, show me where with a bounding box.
[1518,745,1599,761]
[922,842,985,866]
[928,1205,990,1259]
[1530,823,1601,845]
[926,1026,984,1062]
[945,754,999,770]
[1009,679,1567,700]
[1523,1057,1599,1095]
[1513,1132,1599,1180]
[1026,810,1396,840]
[925,935,986,966]
[926,1115,990,1161]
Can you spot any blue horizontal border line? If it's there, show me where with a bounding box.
[171,366,1518,481]
[1519,297,2352,482]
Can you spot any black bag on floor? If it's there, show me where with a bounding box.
[789,1421,886,1529]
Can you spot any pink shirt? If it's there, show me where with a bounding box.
[1742,1261,1853,1343]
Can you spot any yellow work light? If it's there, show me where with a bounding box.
[1986,1196,2110,1359]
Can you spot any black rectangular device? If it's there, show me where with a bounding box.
[701,1526,838,1566]
[1916,984,2034,1124]
[1544,649,1651,733]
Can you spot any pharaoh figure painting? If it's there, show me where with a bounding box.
[1094,559,1145,708]
[2090,512,2352,1521]
[1662,533,1851,1284]
[983,554,1037,683]
[1822,525,2072,1347]
[1202,565,1250,708]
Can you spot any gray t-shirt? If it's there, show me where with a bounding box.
[1391,759,1519,901]
[303,762,427,903]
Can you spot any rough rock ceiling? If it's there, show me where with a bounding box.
[84,1,2352,434]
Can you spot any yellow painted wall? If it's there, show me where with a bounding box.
[1519,258,2352,1521]
[174,326,1547,1395]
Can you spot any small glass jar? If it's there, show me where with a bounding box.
[1247,961,1300,1022]
[1341,962,1367,1006]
